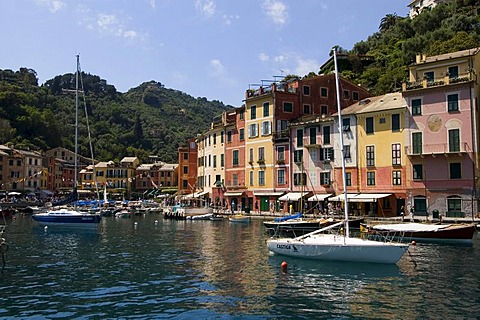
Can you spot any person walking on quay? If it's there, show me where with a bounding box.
[255,201,259,214]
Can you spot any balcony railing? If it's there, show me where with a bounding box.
[402,73,472,91]
[405,142,471,156]
[273,130,290,141]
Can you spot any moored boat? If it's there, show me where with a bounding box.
[369,222,476,244]
[229,214,251,223]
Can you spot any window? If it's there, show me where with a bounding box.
[320,172,331,185]
[283,102,293,112]
[277,169,285,184]
[447,196,461,213]
[365,117,374,134]
[321,105,328,115]
[303,85,310,95]
[297,129,303,147]
[251,105,257,119]
[345,172,352,186]
[413,196,427,213]
[294,150,303,163]
[447,94,459,112]
[213,133,217,144]
[303,104,311,114]
[183,153,188,160]
[352,91,359,101]
[258,147,265,161]
[412,99,422,115]
[323,125,331,144]
[344,145,351,159]
[239,128,245,141]
[233,150,239,166]
[239,109,244,120]
[379,118,386,124]
[320,147,334,161]
[294,173,306,186]
[413,164,423,180]
[320,87,328,97]
[366,145,375,166]
[261,121,271,135]
[343,90,349,99]
[248,123,258,138]
[263,102,269,117]
[249,171,254,186]
[392,114,400,131]
[392,143,401,165]
[280,120,288,130]
[309,127,316,145]
[342,118,351,132]
[221,131,224,143]
[232,174,238,186]
[183,166,188,174]
[412,132,422,154]
[424,71,434,83]
[258,170,265,186]
[213,155,217,168]
[449,129,460,152]
[277,146,285,161]
[220,154,224,167]
[182,180,188,188]
[227,131,232,143]
[392,171,401,185]
[249,148,254,163]
[450,163,461,179]
[367,171,376,186]
[448,66,459,79]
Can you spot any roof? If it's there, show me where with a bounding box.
[336,92,406,116]
[418,47,480,65]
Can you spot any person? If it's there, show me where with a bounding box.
[231,200,235,214]
[400,205,405,222]
[255,201,259,213]
[289,204,293,214]
[410,206,415,222]
[270,201,275,214]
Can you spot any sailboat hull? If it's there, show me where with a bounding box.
[267,234,409,264]
[32,209,101,227]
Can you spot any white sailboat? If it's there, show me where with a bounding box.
[32,55,102,228]
[266,47,409,264]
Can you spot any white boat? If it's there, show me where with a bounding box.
[32,55,101,228]
[267,47,409,264]
[187,213,213,220]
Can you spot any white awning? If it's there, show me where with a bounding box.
[328,193,358,202]
[278,192,308,202]
[307,193,332,202]
[253,191,285,196]
[183,191,209,199]
[224,192,244,197]
[349,193,391,202]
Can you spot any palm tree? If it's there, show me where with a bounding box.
[379,13,399,32]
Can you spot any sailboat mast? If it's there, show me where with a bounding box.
[332,46,350,238]
[74,55,79,202]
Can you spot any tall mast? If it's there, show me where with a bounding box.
[333,46,350,239]
[74,55,79,191]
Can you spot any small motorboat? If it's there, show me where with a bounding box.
[229,214,251,223]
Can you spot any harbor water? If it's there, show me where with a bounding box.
[1,214,479,319]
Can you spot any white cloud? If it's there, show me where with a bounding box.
[258,53,269,62]
[294,57,319,77]
[148,0,157,9]
[35,0,66,13]
[195,0,216,19]
[262,0,288,26]
[274,54,287,63]
[223,14,239,25]
[210,59,225,76]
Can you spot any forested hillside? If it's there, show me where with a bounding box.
[1,1,479,163]
[0,70,231,163]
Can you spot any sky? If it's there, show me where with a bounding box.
[0,1,409,107]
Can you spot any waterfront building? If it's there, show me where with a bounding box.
[0,145,26,192]
[177,139,198,199]
[402,48,480,218]
[408,0,451,18]
[335,93,408,217]
[223,107,247,211]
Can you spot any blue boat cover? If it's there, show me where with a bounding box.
[274,212,302,223]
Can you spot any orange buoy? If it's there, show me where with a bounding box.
[411,240,417,246]
[281,261,288,271]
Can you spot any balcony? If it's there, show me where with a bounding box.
[273,130,290,142]
[405,142,471,157]
[303,138,320,148]
[246,83,297,99]
[402,73,472,92]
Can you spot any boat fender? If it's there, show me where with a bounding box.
[281,261,288,272]
[411,241,416,246]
